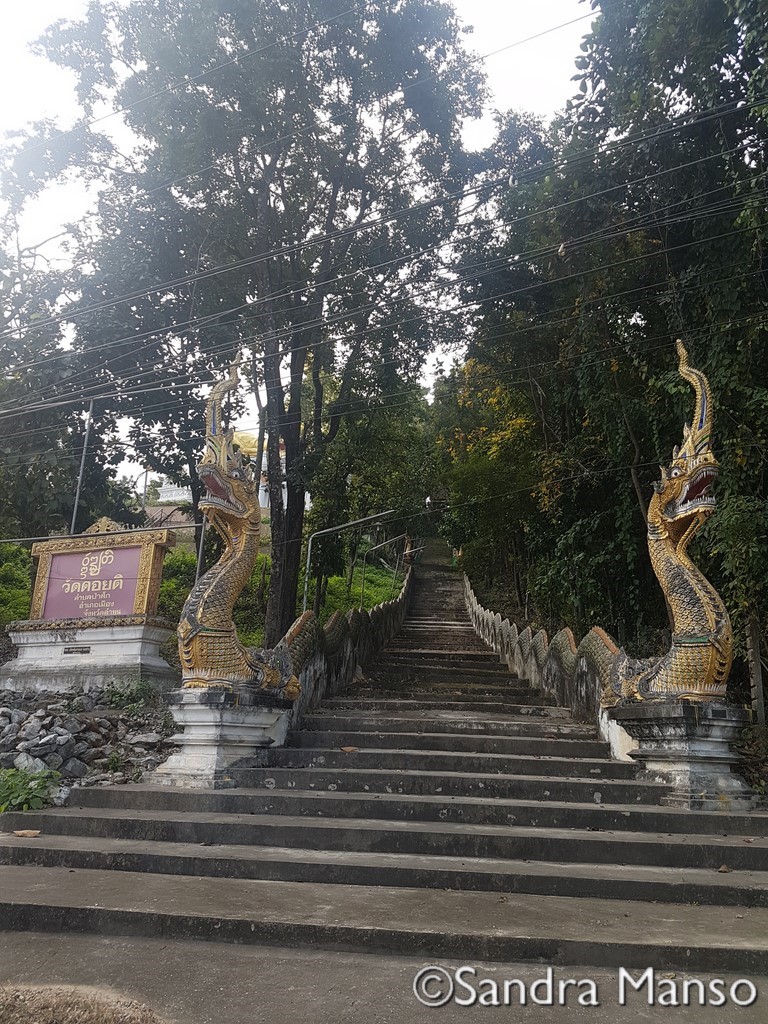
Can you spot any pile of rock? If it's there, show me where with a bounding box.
[0,689,177,785]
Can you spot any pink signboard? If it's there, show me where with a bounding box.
[42,546,141,620]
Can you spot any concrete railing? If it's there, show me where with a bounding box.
[280,568,414,728]
[463,575,635,759]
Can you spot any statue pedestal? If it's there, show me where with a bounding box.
[2,618,177,694]
[610,702,758,811]
[148,688,293,789]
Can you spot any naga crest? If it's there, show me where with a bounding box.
[650,340,718,540]
[198,354,260,529]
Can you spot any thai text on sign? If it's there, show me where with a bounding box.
[42,547,142,619]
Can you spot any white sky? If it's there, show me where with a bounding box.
[1,0,593,244]
[1,0,593,478]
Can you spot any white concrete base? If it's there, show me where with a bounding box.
[148,688,293,789]
[598,707,638,762]
[1,622,178,693]
[610,702,759,811]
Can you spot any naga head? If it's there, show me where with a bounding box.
[198,354,260,530]
[650,340,718,541]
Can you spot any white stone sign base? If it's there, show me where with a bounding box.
[148,688,293,789]
[610,702,759,812]
[2,621,177,693]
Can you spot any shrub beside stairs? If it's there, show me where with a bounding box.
[0,545,767,972]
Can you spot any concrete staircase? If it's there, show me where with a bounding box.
[1,547,768,971]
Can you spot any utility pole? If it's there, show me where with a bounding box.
[70,399,94,535]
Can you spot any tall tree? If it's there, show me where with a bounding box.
[22,0,485,641]
[443,1,768,660]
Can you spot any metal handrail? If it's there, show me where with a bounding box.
[359,533,409,610]
[302,509,395,612]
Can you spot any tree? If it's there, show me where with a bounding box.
[22,0,485,641]
[439,0,768,668]
[0,142,136,539]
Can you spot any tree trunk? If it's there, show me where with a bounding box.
[264,422,286,647]
[275,471,306,639]
[264,441,307,645]
[312,566,323,617]
[345,534,359,595]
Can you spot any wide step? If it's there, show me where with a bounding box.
[289,730,610,758]
[4,808,768,870]
[1,866,766,971]
[2,833,767,907]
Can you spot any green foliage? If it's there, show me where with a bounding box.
[0,546,31,626]
[105,751,123,774]
[157,549,198,623]
[319,562,404,624]
[104,679,159,715]
[0,768,60,812]
[233,554,270,646]
[734,726,768,794]
[435,6,768,692]
[8,0,487,643]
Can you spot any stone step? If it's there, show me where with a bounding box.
[399,614,473,622]
[401,619,473,626]
[368,662,517,681]
[228,766,668,803]
[263,747,635,779]
[1,833,766,907]
[301,713,598,738]
[289,730,610,759]
[382,648,500,660]
[67,785,768,836]
[397,624,478,632]
[386,644,492,653]
[4,808,767,870]
[321,698,570,716]
[1,866,766,971]
[353,688,545,703]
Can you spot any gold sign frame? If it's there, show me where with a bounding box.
[29,519,175,621]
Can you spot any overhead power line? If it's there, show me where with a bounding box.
[1,130,758,363]
[5,299,768,462]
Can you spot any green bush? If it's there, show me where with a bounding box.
[320,562,403,623]
[233,553,269,646]
[157,549,198,622]
[158,546,269,648]
[735,726,768,794]
[104,678,159,714]
[0,546,31,626]
[0,767,60,812]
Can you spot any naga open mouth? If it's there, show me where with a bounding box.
[198,465,247,516]
[667,464,718,519]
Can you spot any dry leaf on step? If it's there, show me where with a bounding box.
[12,830,41,838]
[718,864,732,873]
[340,746,359,753]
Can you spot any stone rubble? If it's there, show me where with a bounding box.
[0,687,177,787]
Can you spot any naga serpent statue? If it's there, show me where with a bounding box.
[178,356,300,700]
[606,340,733,703]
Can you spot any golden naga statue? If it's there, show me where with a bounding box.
[178,356,300,700]
[606,341,733,703]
